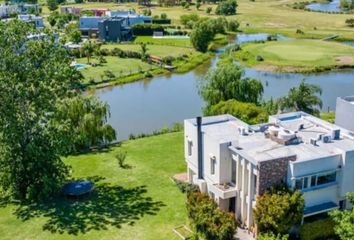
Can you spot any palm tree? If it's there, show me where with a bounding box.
[279,80,323,115]
[81,40,96,64]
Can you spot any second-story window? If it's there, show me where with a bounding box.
[295,171,336,190]
[187,140,193,156]
[210,157,216,175]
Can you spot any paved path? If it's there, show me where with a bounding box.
[235,227,255,240]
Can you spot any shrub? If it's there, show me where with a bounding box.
[115,151,127,168]
[257,232,288,240]
[104,70,115,79]
[227,19,240,31]
[345,18,354,27]
[206,100,268,124]
[152,18,171,24]
[162,56,175,65]
[180,13,199,26]
[187,190,237,240]
[296,29,304,34]
[256,55,264,61]
[215,0,238,15]
[254,186,304,235]
[144,71,153,78]
[206,6,213,14]
[132,23,165,36]
[300,218,337,240]
[174,179,199,193]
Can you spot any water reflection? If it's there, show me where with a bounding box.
[94,33,354,140]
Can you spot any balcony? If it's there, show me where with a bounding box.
[210,182,237,199]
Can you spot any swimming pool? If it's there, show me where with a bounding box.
[73,63,87,70]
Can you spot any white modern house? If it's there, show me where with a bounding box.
[335,96,354,132]
[184,112,354,233]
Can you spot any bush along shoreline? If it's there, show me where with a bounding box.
[80,52,212,90]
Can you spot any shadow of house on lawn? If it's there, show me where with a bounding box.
[13,177,165,235]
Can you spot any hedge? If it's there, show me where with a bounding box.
[300,218,338,240]
[152,19,172,24]
[132,23,165,36]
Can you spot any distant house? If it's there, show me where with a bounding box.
[61,6,81,15]
[79,16,132,42]
[0,3,39,18]
[335,96,354,132]
[108,10,152,26]
[79,16,105,37]
[18,14,44,29]
[0,4,18,18]
[98,17,132,42]
[185,111,354,234]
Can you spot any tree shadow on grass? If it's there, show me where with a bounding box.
[13,177,165,235]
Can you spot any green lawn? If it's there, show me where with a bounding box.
[61,0,354,40]
[77,56,156,83]
[0,132,187,240]
[233,39,354,72]
[133,36,193,48]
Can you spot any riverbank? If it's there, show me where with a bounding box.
[82,52,212,90]
[232,39,354,73]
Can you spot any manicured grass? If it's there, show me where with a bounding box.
[0,132,187,240]
[102,43,196,58]
[134,36,193,48]
[233,39,354,72]
[77,56,157,83]
[62,0,354,40]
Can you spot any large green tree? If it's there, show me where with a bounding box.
[330,192,354,240]
[55,96,116,152]
[190,20,215,52]
[254,187,304,235]
[215,0,238,15]
[0,21,80,200]
[0,21,116,201]
[199,62,264,109]
[206,100,268,124]
[279,80,322,116]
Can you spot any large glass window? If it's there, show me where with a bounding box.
[295,171,336,190]
[295,179,303,190]
[311,175,317,187]
[317,172,336,186]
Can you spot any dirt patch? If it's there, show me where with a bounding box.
[173,173,188,183]
[336,56,354,65]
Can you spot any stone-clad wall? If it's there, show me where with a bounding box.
[256,155,296,195]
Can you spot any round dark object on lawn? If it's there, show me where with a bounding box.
[62,180,94,196]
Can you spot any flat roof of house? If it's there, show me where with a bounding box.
[186,112,354,164]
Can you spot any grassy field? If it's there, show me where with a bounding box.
[77,56,156,83]
[102,43,195,57]
[233,39,354,72]
[0,132,187,240]
[62,0,354,40]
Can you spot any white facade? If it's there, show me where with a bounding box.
[335,96,354,132]
[184,112,354,232]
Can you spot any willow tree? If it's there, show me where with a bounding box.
[199,62,264,112]
[56,96,116,152]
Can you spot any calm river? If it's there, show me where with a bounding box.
[93,34,354,140]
